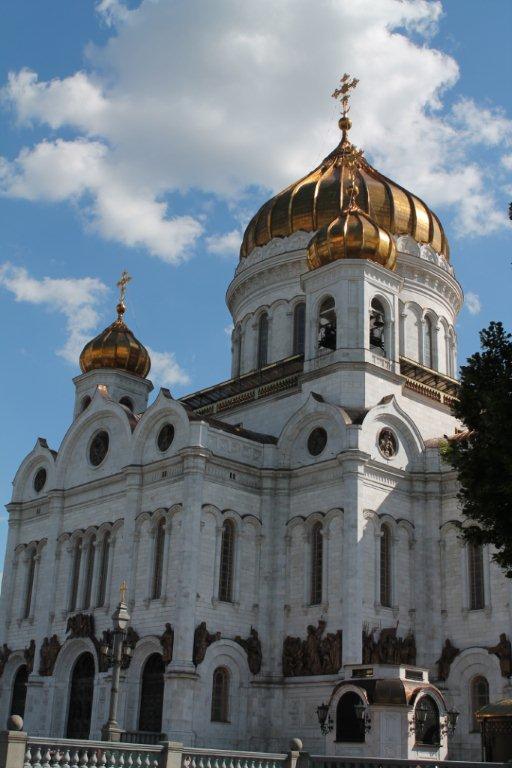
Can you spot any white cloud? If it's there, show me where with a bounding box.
[502,154,512,171]
[206,230,242,258]
[147,347,190,388]
[1,0,511,259]
[465,291,482,315]
[0,263,108,362]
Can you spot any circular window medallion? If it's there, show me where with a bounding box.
[33,468,47,493]
[157,423,175,452]
[89,430,109,466]
[307,427,328,456]
[378,428,397,459]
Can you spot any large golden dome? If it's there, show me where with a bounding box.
[79,273,151,379]
[240,110,449,262]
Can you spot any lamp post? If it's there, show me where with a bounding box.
[101,582,131,742]
[316,702,333,735]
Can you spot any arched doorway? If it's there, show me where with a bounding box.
[336,691,365,743]
[66,653,95,739]
[10,665,28,719]
[138,653,164,733]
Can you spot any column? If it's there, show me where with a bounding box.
[0,504,23,634]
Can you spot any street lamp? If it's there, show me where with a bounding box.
[443,709,460,736]
[316,703,333,735]
[354,702,372,733]
[101,582,131,742]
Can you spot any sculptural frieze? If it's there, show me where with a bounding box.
[488,633,512,678]
[38,634,62,676]
[160,623,174,666]
[362,627,416,665]
[0,644,11,677]
[282,621,342,677]
[24,639,36,673]
[66,612,95,639]
[436,638,459,681]
[235,627,262,675]
[193,621,221,666]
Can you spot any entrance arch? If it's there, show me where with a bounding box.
[66,653,95,739]
[138,653,164,733]
[10,665,28,719]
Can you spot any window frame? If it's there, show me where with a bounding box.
[211,666,230,723]
[257,312,269,368]
[218,519,235,603]
[152,517,166,601]
[468,541,485,610]
[310,522,323,605]
[380,523,392,608]
[292,302,306,356]
[470,675,489,732]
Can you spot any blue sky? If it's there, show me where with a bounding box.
[0,0,511,572]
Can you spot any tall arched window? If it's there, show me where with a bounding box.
[152,518,166,600]
[470,676,489,731]
[423,316,434,369]
[23,549,36,619]
[97,532,110,608]
[468,542,485,610]
[370,298,386,355]
[83,536,96,610]
[233,326,242,377]
[293,302,306,356]
[380,524,392,608]
[310,522,323,605]
[257,313,269,368]
[219,520,235,602]
[66,653,95,739]
[414,696,440,746]
[211,667,230,722]
[10,665,28,719]
[138,653,165,733]
[318,297,336,351]
[69,540,82,613]
[336,692,365,743]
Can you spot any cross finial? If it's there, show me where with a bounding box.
[332,74,359,143]
[119,580,128,604]
[116,270,131,320]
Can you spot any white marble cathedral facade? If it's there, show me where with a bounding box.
[0,90,511,762]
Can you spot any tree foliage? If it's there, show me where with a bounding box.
[442,322,512,576]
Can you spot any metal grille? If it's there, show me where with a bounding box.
[468,542,485,610]
[293,303,306,355]
[219,520,234,602]
[380,524,392,607]
[211,667,230,722]
[471,675,489,731]
[257,314,268,368]
[311,523,323,605]
[83,538,95,610]
[152,519,166,600]
[97,533,110,607]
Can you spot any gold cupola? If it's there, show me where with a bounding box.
[240,75,449,262]
[79,271,151,378]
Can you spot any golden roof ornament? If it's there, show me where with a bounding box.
[332,73,359,143]
[116,270,132,321]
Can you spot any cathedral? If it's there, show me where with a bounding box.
[0,78,511,762]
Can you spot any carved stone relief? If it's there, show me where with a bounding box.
[282,621,342,676]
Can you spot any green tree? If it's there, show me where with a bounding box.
[442,322,512,576]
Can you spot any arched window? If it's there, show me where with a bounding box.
[66,653,95,739]
[211,667,230,722]
[447,328,456,377]
[69,540,82,613]
[119,396,134,411]
[83,536,96,610]
[152,518,166,600]
[257,313,269,368]
[318,297,336,351]
[97,532,110,608]
[293,302,306,356]
[138,653,165,733]
[10,665,28,719]
[468,542,485,610]
[414,696,440,746]
[370,298,386,355]
[380,524,392,608]
[336,692,365,743]
[81,395,91,412]
[219,520,235,602]
[423,316,434,369]
[470,676,489,731]
[23,549,36,619]
[233,326,242,377]
[310,523,323,605]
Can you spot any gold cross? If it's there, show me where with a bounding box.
[117,271,132,306]
[332,73,359,117]
[119,580,128,604]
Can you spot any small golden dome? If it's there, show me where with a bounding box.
[79,272,151,379]
[307,205,396,271]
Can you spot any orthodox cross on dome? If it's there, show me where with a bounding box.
[116,270,132,320]
[332,74,363,209]
[332,73,359,118]
[119,580,128,604]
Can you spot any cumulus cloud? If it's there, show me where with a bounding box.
[147,347,190,388]
[1,0,511,260]
[465,291,482,315]
[0,263,108,362]
[206,230,242,258]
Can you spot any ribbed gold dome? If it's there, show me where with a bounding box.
[79,277,151,379]
[307,205,396,271]
[240,136,449,261]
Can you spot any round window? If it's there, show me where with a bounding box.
[307,427,328,456]
[89,431,109,466]
[157,423,175,452]
[33,468,47,493]
[378,428,397,459]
